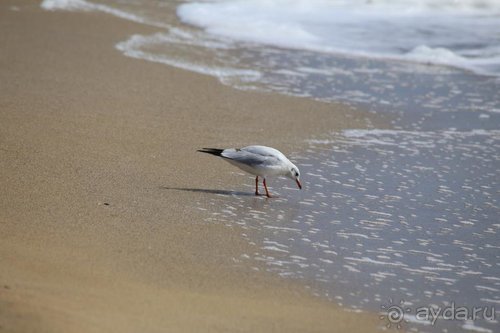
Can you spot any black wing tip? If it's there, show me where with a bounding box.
[197,148,224,156]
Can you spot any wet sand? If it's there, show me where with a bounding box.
[0,1,383,332]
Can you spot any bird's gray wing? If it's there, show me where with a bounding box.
[240,145,287,161]
[221,148,278,167]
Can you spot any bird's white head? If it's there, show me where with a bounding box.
[287,163,302,190]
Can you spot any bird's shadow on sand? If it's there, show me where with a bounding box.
[160,186,256,197]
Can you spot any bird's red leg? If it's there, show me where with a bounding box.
[263,178,272,198]
[255,176,259,196]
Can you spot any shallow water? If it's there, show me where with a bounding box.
[200,126,499,332]
[179,12,500,332]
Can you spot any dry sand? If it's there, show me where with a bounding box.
[0,1,385,332]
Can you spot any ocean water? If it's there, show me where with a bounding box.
[177,0,500,76]
[204,126,500,333]
[42,0,500,332]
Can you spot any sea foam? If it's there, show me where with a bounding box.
[178,0,500,76]
[41,0,166,27]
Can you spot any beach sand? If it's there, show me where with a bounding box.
[0,1,384,332]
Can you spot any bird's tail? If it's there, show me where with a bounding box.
[197,148,224,156]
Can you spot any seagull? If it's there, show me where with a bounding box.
[197,145,302,198]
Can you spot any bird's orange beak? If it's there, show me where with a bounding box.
[296,179,302,189]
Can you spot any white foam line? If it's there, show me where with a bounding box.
[263,241,289,249]
[319,258,334,264]
[368,211,392,217]
[345,256,407,267]
[337,232,371,239]
[116,34,262,81]
[41,0,168,28]
[290,255,307,261]
[480,298,500,305]
[476,285,500,292]
[343,129,500,139]
[462,320,493,333]
[264,225,301,232]
[262,246,289,253]
[403,267,439,276]
[419,266,452,272]
[482,276,500,281]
